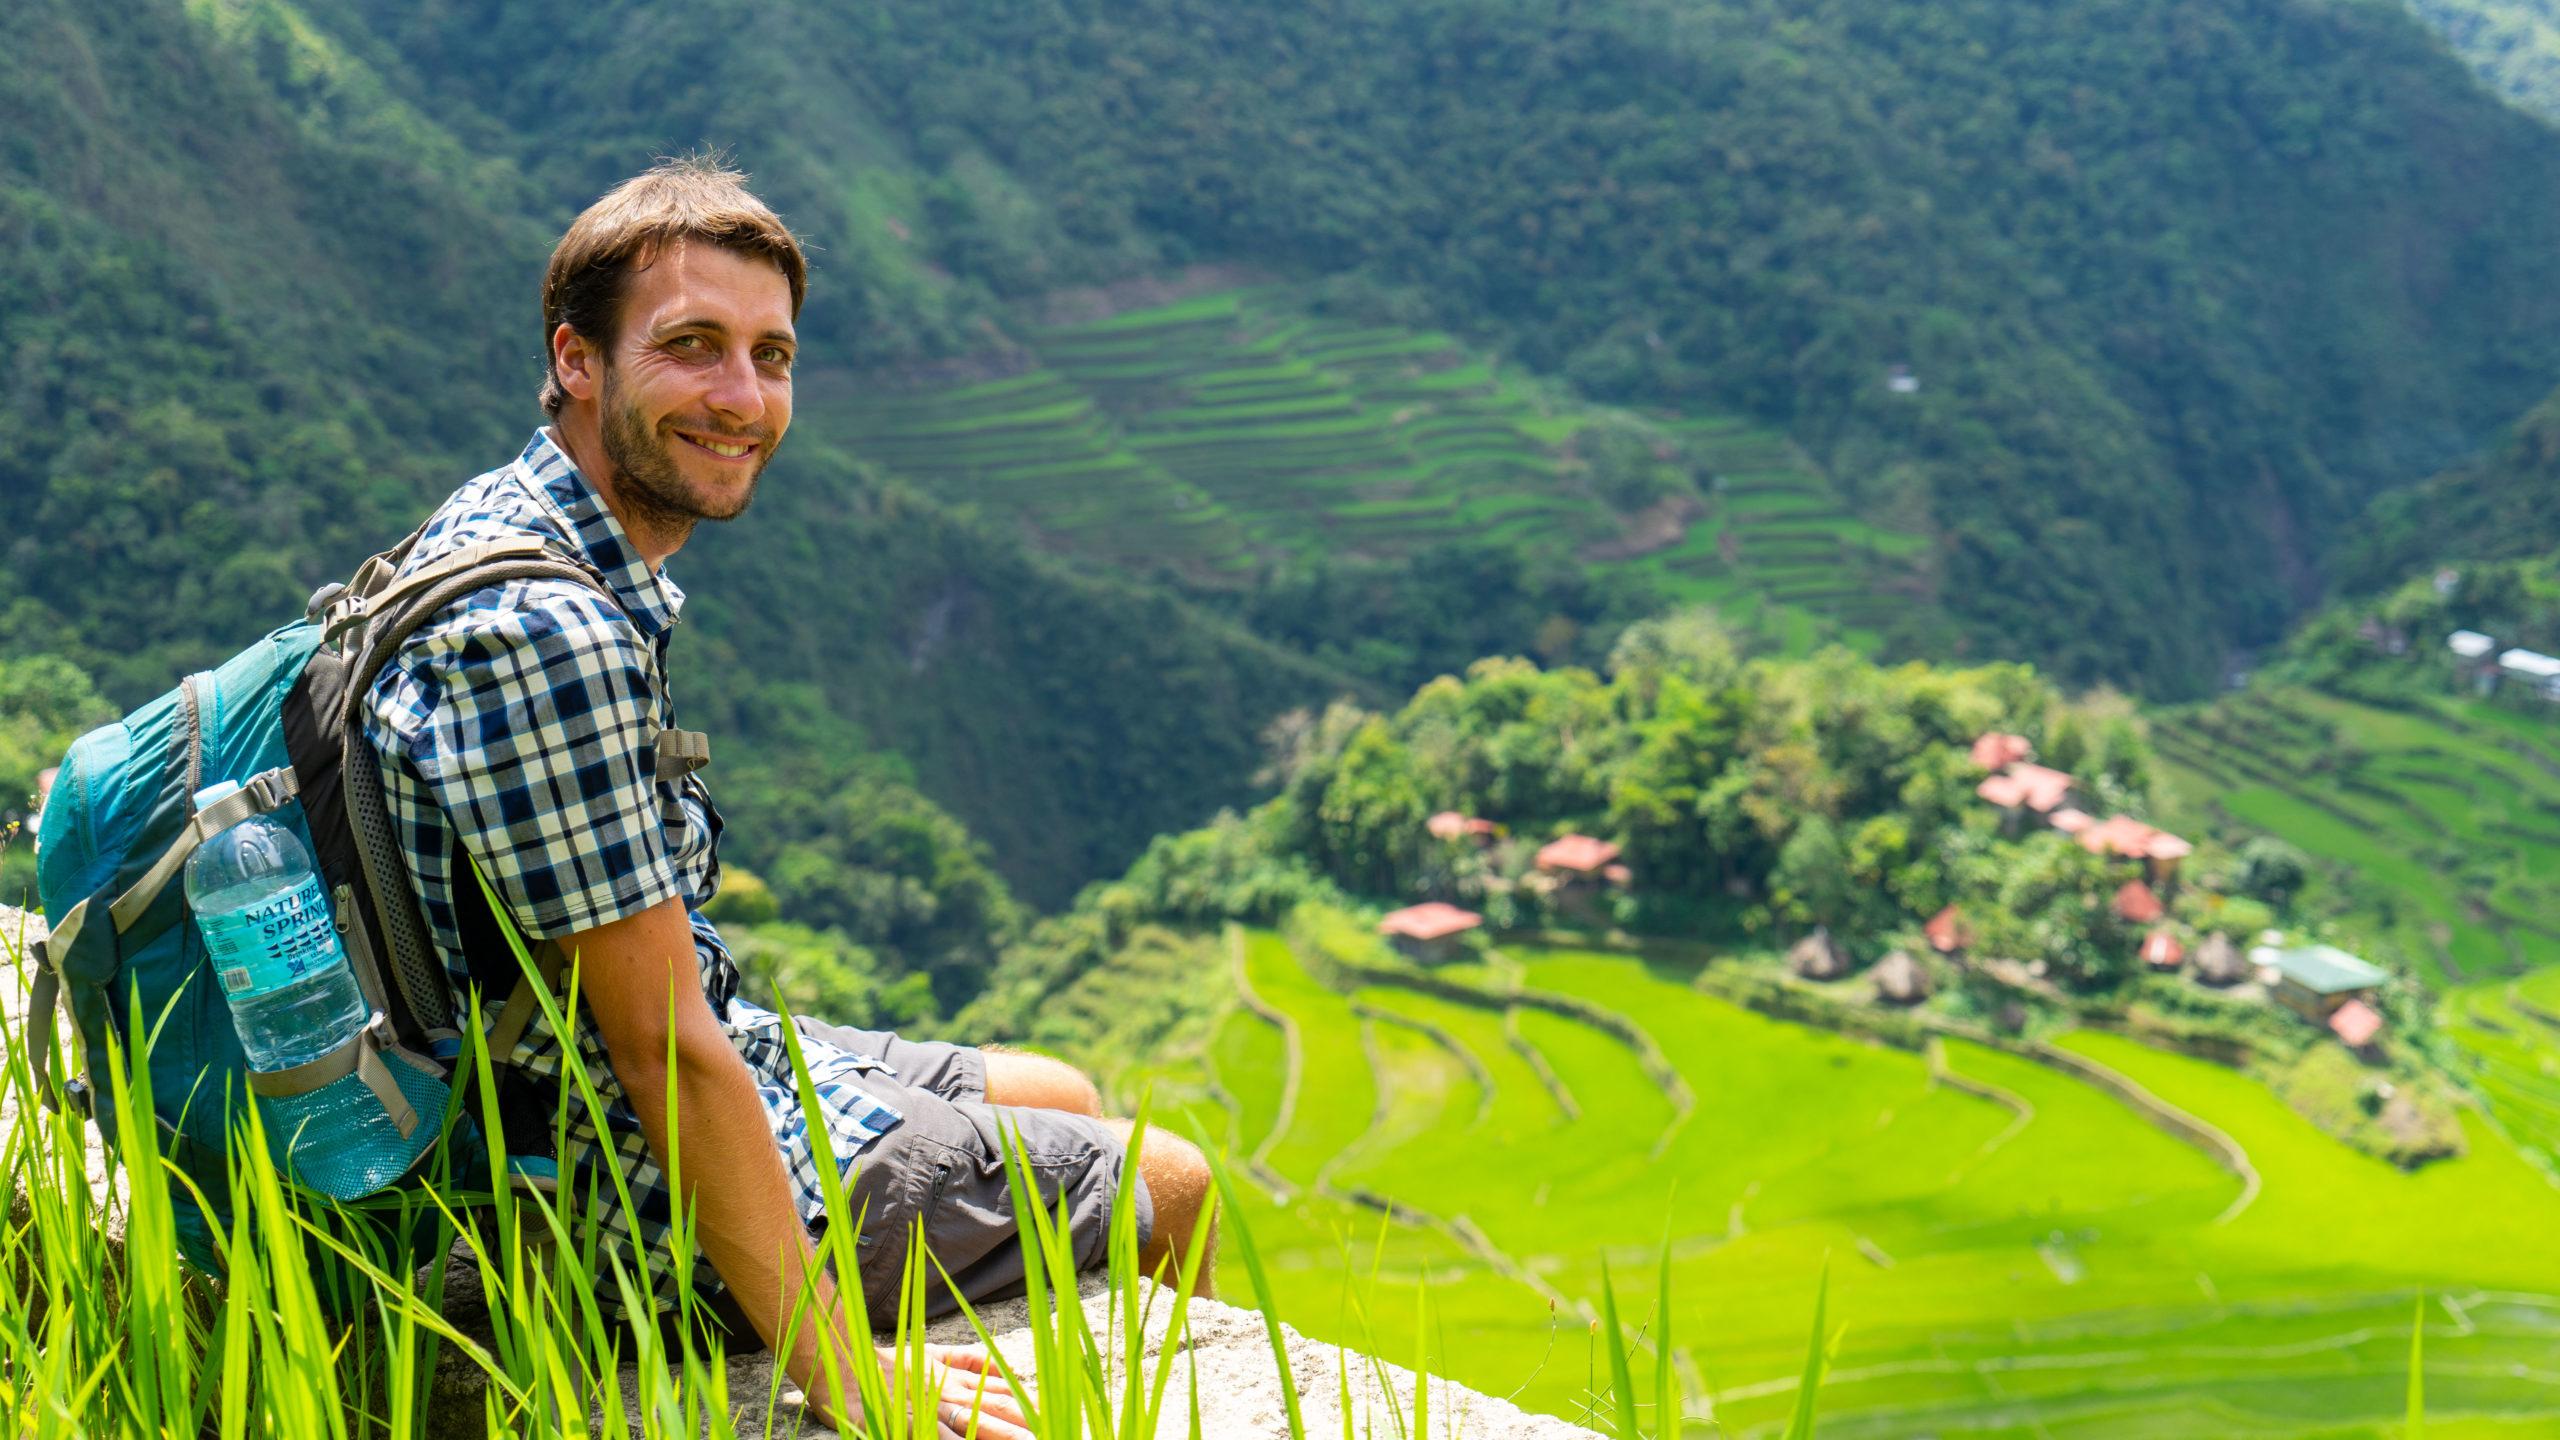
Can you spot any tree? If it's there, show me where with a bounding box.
[2236,837,2311,906]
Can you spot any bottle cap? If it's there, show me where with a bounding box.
[193,779,243,811]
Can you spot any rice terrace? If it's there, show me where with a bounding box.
[1066,918,2560,1437]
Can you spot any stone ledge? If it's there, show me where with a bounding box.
[430,1261,1601,1440]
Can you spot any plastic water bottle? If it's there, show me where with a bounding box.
[183,781,371,1072]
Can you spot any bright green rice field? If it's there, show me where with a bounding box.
[1108,918,2560,1437]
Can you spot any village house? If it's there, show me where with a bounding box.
[2113,880,2165,925]
[2077,814,2194,888]
[1969,732,2034,771]
[1426,811,1500,845]
[1378,902,1483,963]
[2498,647,2560,702]
[2448,630,2501,696]
[1535,833,1627,917]
[2251,942,2390,1046]
[1976,762,2079,828]
[2192,931,2249,986]
[1872,950,1932,1005]
[1923,904,1972,958]
[1787,926,1854,981]
[2140,928,2185,971]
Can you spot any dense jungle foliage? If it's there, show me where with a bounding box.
[324,0,2560,693]
[2337,380,2560,593]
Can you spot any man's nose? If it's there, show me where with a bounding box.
[704,349,765,427]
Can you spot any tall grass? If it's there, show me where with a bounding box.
[0,900,1750,1438]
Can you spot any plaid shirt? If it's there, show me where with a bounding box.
[363,428,902,1313]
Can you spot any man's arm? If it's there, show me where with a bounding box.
[566,895,1025,1434]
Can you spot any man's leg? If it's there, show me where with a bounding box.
[794,1018,1107,1117]
[981,1045,1103,1117]
[1102,1118,1216,1297]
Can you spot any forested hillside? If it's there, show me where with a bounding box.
[320,0,2560,693]
[0,1,1360,921]
[2337,379,2560,591]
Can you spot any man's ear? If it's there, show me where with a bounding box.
[552,322,602,403]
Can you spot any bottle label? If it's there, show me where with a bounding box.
[199,873,343,998]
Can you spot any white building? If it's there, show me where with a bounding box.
[2448,630,2496,660]
[2498,648,2560,701]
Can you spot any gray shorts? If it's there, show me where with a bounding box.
[770,1020,1151,1329]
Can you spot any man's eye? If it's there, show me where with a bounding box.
[758,347,792,367]
[669,335,706,352]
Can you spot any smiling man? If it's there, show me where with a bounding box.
[360,157,1210,1435]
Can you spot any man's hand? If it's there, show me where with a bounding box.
[789,1343,1033,1440]
[569,898,1026,1434]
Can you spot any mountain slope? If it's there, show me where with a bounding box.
[0,0,1357,908]
[315,0,2560,692]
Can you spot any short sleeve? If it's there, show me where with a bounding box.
[373,583,681,938]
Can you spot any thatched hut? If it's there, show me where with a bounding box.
[2193,932,2248,986]
[1872,950,1932,1006]
[1787,926,1853,981]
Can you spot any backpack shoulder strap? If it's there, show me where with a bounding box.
[326,546,618,1043]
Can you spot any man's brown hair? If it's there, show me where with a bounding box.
[539,153,809,415]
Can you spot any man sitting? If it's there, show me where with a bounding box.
[361,154,1213,1432]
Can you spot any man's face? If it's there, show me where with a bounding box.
[593,240,796,529]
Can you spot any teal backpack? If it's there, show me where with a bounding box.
[27,525,680,1274]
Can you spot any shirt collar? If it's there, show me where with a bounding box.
[511,427,685,638]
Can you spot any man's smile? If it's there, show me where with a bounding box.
[673,427,759,462]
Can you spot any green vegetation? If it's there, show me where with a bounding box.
[2144,674,2560,1179]
[357,0,2560,691]
[0,0,1364,922]
[1027,923,2560,1435]
[813,289,1931,676]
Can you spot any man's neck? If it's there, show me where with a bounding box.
[547,413,688,572]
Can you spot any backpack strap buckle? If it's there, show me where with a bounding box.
[655,728,711,780]
[24,937,91,1119]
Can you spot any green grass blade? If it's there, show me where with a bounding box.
[1204,1144,1306,1440]
[1779,1258,1836,1440]
[2408,1291,2425,1438]
[1597,1258,1639,1440]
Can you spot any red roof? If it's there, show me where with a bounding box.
[2007,764,2077,813]
[1923,905,1972,954]
[1378,902,1483,942]
[1600,863,1633,887]
[2079,815,2193,862]
[2113,880,2165,924]
[2050,807,2097,835]
[1976,773,2027,807]
[1970,732,2034,771]
[2329,998,2384,1048]
[2141,928,2185,968]
[1426,811,1497,841]
[1536,834,1623,874]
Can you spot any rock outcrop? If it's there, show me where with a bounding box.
[425,1263,1602,1440]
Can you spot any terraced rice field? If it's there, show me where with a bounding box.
[1122,928,2560,1437]
[803,287,1924,656]
[2150,686,2560,1175]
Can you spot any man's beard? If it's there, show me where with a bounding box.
[597,366,773,535]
